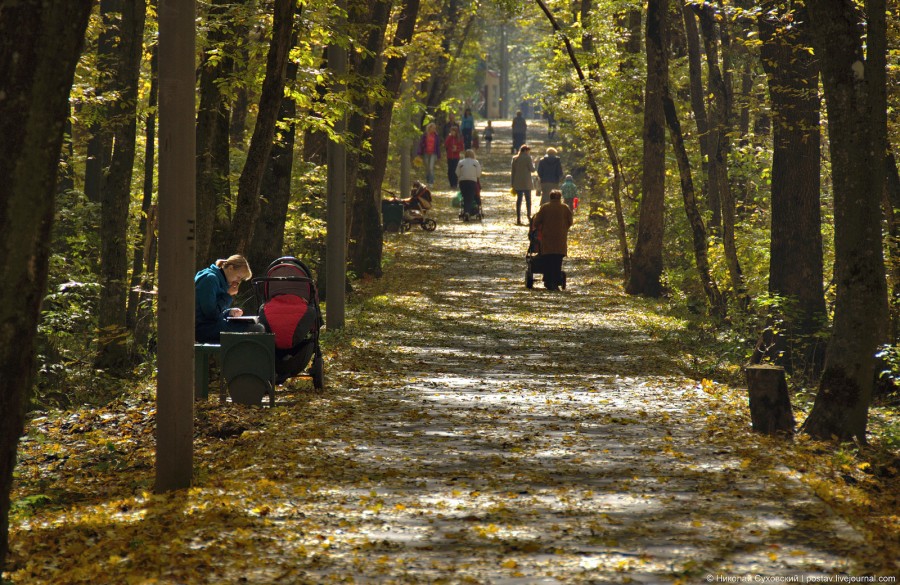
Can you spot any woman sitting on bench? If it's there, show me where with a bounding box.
[195,254,264,343]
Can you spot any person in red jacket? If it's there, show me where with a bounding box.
[530,189,573,291]
[444,125,465,189]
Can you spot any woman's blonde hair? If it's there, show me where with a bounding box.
[216,254,252,279]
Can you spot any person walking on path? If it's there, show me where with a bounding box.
[537,147,564,205]
[442,112,457,139]
[561,174,578,211]
[511,144,536,225]
[460,107,475,150]
[444,125,465,189]
[483,120,493,152]
[416,123,441,187]
[511,110,527,154]
[531,189,573,291]
[456,149,482,216]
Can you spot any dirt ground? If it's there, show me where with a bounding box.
[5,120,897,584]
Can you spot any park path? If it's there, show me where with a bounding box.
[242,120,874,583]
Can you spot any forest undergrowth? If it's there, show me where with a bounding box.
[4,131,900,583]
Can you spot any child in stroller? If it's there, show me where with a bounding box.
[253,257,325,389]
[401,181,437,232]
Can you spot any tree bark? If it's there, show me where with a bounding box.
[625,0,668,297]
[697,3,744,302]
[226,0,295,254]
[746,365,795,436]
[663,89,725,316]
[884,152,900,340]
[802,0,889,442]
[247,31,299,300]
[96,0,148,371]
[195,0,243,267]
[348,0,421,278]
[682,3,711,218]
[0,2,93,570]
[754,0,826,372]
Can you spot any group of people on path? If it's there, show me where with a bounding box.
[415,109,578,291]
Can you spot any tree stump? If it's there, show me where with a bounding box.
[745,364,795,436]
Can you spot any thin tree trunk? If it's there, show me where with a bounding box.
[802,0,889,442]
[96,0,148,371]
[884,152,900,340]
[0,2,93,570]
[127,36,158,336]
[682,3,711,219]
[663,90,725,316]
[625,0,668,296]
[227,0,295,254]
[247,31,299,299]
[535,0,631,277]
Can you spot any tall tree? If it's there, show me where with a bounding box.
[225,0,295,254]
[802,0,889,442]
[96,0,148,370]
[0,1,94,570]
[625,0,668,296]
[195,0,247,267]
[348,0,422,277]
[753,0,826,371]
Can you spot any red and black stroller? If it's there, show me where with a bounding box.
[253,256,325,390]
[525,228,566,290]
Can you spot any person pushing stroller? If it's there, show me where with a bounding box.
[456,149,482,220]
[530,189,573,291]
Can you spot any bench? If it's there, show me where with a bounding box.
[194,343,221,400]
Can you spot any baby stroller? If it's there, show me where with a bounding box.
[253,256,325,390]
[525,228,566,290]
[458,179,483,222]
[401,182,437,232]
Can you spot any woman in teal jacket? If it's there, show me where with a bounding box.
[195,254,262,342]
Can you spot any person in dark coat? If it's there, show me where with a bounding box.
[537,147,564,205]
[511,110,527,154]
[530,190,573,291]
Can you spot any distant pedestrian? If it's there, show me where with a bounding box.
[537,147,563,205]
[512,110,527,154]
[442,113,457,139]
[531,190,573,291]
[511,144,536,225]
[483,120,494,152]
[416,122,441,186]
[444,125,465,189]
[461,107,475,150]
[561,174,578,211]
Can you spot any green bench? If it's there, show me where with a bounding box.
[194,343,222,400]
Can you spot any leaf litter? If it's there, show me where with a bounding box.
[5,122,899,584]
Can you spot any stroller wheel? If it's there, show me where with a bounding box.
[423,218,437,231]
[525,268,534,289]
[311,351,325,391]
[460,212,469,222]
[561,271,567,290]
[400,221,411,233]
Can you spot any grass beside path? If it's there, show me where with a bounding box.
[5,120,898,584]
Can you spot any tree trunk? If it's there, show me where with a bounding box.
[127,32,158,339]
[247,32,299,300]
[226,0,295,255]
[0,2,93,570]
[349,0,421,278]
[96,0,148,371]
[625,0,668,297]
[697,3,744,302]
[755,1,826,372]
[682,3,711,219]
[195,0,243,267]
[884,152,900,340]
[663,89,726,316]
[346,0,393,278]
[802,0,889,442]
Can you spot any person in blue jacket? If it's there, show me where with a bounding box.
[194,254,263,342]
[460,107,475,150]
